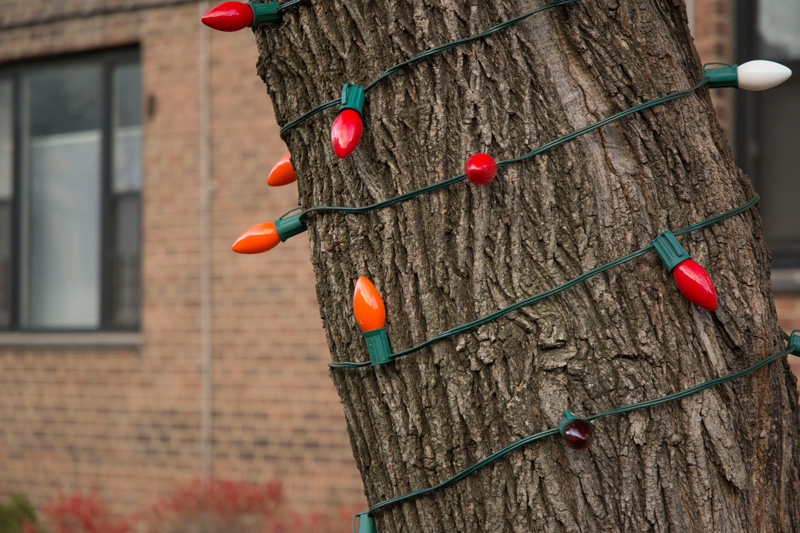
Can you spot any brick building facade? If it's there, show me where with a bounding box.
[0,0,797,527]
[0,0,365,522]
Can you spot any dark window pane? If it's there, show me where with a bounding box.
[113,63,141,128]
[0,79,11,199]
[3,51,140,331]
[27,64,101,136]
[754,77,800,268]
[106,195,140,329]
[112,126,142,194]
[0,80,12,329]
[758,1,800,60]
[0,202,11,329]
[112,63,142,194]
[108,60,142,329]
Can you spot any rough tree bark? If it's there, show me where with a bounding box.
[254,0,800,531]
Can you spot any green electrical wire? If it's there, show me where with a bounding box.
[277,0,303,11]
[279,0,581,135]
[282,77,710,223]
[357,336,798,520]
[328,194,760,369]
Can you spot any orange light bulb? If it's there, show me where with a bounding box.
[353,277,386,332]
[232,222,281,254]
[267,153,297,187]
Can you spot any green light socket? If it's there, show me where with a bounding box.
[356,513,376,533]
[705,64,738,89]
[250,2,281,25]
[789,330,800,357]
[274,213,307,242]
[363,328,391,366]
[652,231,690,272]
[340,83,366,114]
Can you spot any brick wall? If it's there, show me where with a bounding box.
[693,0,736,136]
[0,0,365,522]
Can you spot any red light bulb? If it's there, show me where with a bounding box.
[353,277,386,332]
[464,153,497,185]
[561,418,594,450]
[331,109,363,158]
[267,153,296,187]
[653,232,719,311]
[232,222,281,254]
[672,259,718,311]
[201,2,254,32]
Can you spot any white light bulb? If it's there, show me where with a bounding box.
[737,60,792,91]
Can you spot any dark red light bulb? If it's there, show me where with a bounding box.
[464,153,497,185]
[561,418,594,450]
[201,2,254,32]
[672,259,718,311]
[331,109,363,158]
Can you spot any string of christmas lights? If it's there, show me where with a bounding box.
[240,60,789,252]
[235,63,784,255]
[350,330,800,532]
[238,79,710,253]
[332,195,759,368]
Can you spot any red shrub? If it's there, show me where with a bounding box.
[42,490,134,533]
[41,480,355,533]
[141,479,352,533]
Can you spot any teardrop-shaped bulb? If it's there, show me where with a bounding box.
[672,259,718,310]
[353,277,386,332]
[267,153,297,186]
[737,60,792,91]
[331,109,363,158]
[232,222,281,254]
[201,2,254,32]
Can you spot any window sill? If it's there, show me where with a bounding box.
[773,270,800,294]
[0,332,143,349]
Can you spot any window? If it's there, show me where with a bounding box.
[737,1,800,274]
[0,49,141,331]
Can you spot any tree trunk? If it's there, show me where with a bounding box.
[254,1,800,531]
